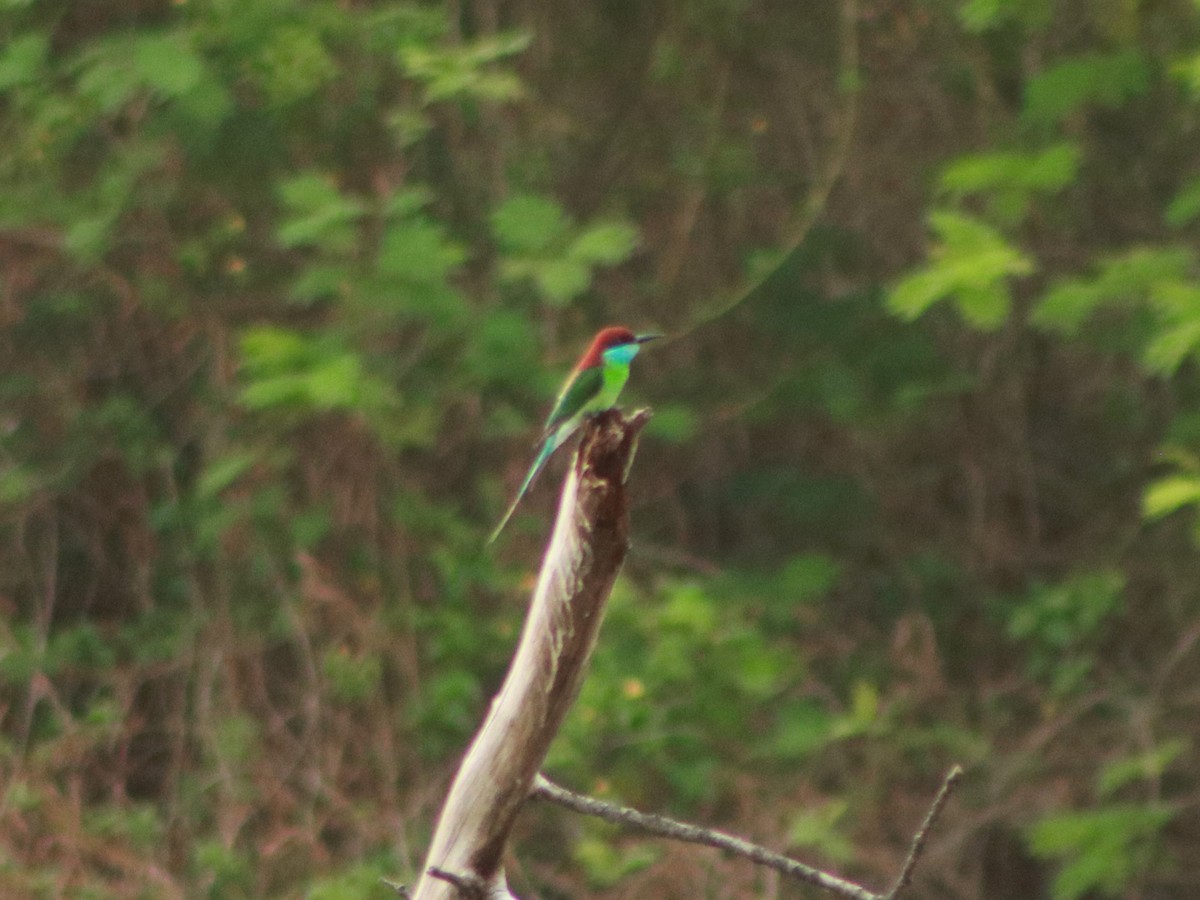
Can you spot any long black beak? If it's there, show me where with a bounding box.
[635,333,664,344]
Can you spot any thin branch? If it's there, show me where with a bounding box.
[532,764,964,900]
[531,776,877,900]
[884,765,964,900]
[656,63,732,296]
[678,0,861,338]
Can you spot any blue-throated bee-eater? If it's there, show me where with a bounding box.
[489,326,662,543]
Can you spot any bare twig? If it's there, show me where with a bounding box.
[679,0,861,338]
[531,776,877,900]
[532,764,964,900]
[884,765,964,900]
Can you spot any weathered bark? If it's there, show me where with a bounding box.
[410,409,650,900]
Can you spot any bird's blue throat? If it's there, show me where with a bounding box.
[601,343,640,367]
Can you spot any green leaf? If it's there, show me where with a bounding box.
[660,584,718,636]
[238,327,398,415]
[322,648,382,704]
[276,173,364,250]
[534,259,591,304]
[574,834,660,889]
[1143,318,1200,374]
[645,405,699,443]
[493,198,635,304]
[787,801,854,863]
[0,466,40,507]
[1003,571,1124,696]
[384,185,436,219]
[1034,247,1195,335]
[1143,475,1200,520]
[64,213,120,262]
[1166,176,1200,227]
[939,142,1081,197]
[239,325,309,368]
[76,41,146,112]
[889,269,955,321]
[175,70,232,126]
[461,309,540,383]
[888,211,1032,328]
[1006,571,1124,647]
[307,356,367,408]
[925,209,1015,252]
[1027,805,1174,900]
[290,263,353,304]
[1171,52,1200,98]
[240,356,364,411]
[278,172,348,211]
[957,0,1051,32]
[306,860,398,900]
[367,219,467,323]
[779,553,840,601]
[213,714,260,764]
[769,701,834,759]
[253,25,337,105]
[1024,50,1150,125]
[0,32,48,90]
[955,281,1012,329]
[1098,740,1188,798]
[732,638,790,697]
[376,220,466,285]
[47,624,116,672]
[959,0,1008,32]
[1033,282,1104,335]
[193,839,254,893]
[133,33,204,97]
[401,31,530,104]
[849,680,878,726]
[491,194,568,253]
[464,29,533,64]
[195,452,257,501]
[569,222,638,265]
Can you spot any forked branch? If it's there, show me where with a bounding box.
[531,766,964,900]
[401,407,960,900]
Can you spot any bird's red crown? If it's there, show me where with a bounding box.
[575,326,639,371]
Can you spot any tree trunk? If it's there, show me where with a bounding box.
[410,409,650,900]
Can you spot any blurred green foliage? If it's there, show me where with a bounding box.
[2,0,1200,898]
[1026,804,1175,900]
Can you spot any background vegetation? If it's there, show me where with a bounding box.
[3,0,1200,897]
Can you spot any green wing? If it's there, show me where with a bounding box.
[543,366,603,435]
[489,366,605,544]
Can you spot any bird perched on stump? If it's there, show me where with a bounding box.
[489,326,662,543]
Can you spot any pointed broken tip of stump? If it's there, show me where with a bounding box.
[576,407,653,481]
[571,408,653,553]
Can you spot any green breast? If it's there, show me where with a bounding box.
[594,360,631,411]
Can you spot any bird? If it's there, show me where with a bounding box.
[489,326,662,543]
